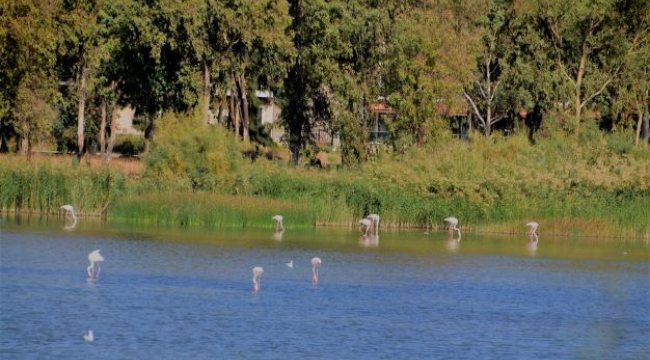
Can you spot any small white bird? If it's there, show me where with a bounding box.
[87,249,104,279]
[83,330,94,342]
[285,260,294,269]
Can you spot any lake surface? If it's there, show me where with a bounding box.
[1,216,648,359]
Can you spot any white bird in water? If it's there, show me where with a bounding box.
[358,218,372,237]
[526,221,539,236]
[252,266,264,293]
[61,204,77,229]
[272,215,284,232]
[311,257,322,285]
[87,249,104,279]
[285,260,294,269]
[83,330,94,342]
[366,214,380,235]
[444,217,461,238]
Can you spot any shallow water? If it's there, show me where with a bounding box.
[1,217,648,359]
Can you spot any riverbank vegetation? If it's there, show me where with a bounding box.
[1,113,648,239]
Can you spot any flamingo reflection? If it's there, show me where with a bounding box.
[359,235,379,248]
[446,233,460,252]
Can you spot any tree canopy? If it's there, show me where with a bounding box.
[1,0,648,160]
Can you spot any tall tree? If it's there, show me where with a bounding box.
[1,0,60,156]
[521,0,648,135]
[57,0,107,158]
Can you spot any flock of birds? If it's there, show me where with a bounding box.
[59,205,540,344]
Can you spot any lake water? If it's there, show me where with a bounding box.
[1,216,648,359]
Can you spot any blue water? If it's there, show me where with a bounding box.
[1,221,648,359]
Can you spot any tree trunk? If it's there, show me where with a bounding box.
[202,61,211,126]
[230,72,240,140]
[106,101,118,162]
[238,73,250,143]
[216,100,223,126]
[643,102,649,145]
[574,50,587,134]
[105,81,118,162]
[144,112,157,153]
[77,67,87,159]
[20,124,30,159]
[100,100,107,157]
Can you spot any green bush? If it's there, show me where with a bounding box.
[114,135,146,156]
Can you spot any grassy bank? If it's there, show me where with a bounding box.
[1,118,648,239]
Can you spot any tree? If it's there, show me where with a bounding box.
[56,0,110,158]
[217,0,293,143]
[459,0,514,137]
[519,0,649,135]
[1,0,60,156]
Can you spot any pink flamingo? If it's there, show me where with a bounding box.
[444,217,461,238]
[366,214,380,235]
[311,257,322,285]
[358,218,372,236]
[252,266,264,293]
[526,221,539,236]
[87,249,104,279]
[272,215,284,232]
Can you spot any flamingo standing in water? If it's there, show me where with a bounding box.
[358,218,372,237]
[444,217,461,238]
[311,257,322,285]
[252,266,264,293]
[272,215,284,232]
[366,214,380,235]
[61,204,78,229]
[87,249,104,279]
[526,221,539,236]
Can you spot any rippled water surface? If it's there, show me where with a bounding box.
[1,217,648,359]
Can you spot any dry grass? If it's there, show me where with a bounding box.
[0,153,143,177]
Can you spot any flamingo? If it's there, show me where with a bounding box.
[526,221,539,236]
[444,217,461,238]
[311,257,322,285]
[83,330,94,342]
[252,266,264,293]
[285,260,294,269]
[272,215,284,232]
[366,214,380,235]
[61,204,77,229]
[358,218,372,237]
[87,249,104,279]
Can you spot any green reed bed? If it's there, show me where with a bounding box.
[108,192,315,229]
[0,158,126,216]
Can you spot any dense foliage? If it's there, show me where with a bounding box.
[1,0,648,159]
[1,113,648,238]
